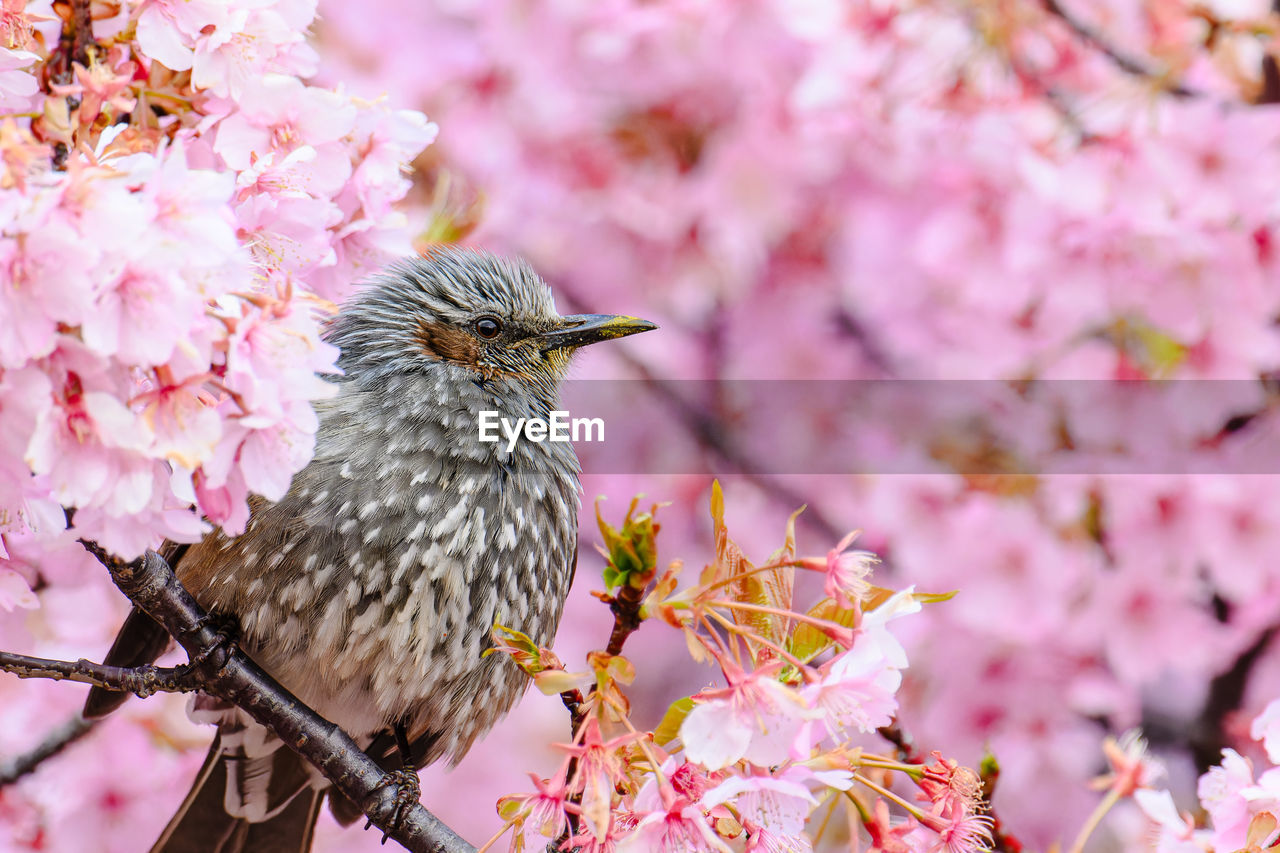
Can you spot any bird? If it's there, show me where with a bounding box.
[81,246,657,852]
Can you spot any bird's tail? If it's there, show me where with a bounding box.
[151,733,323,853]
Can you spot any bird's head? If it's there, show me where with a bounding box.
[328,247,657,393]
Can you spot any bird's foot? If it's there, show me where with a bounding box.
[187,612,240,674]
[364,767,421,844]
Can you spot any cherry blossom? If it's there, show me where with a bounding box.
[615,800,730,853]
[799,529,875,609]
[680,661,814,772]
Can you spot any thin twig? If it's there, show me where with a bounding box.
[0,650,203,696]
[877,717,924,765]
[557,577,649,843]
[605,584,645,658]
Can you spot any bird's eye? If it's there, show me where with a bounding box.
[475,316,502,339]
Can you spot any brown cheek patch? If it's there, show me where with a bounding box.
[416,320,482,366]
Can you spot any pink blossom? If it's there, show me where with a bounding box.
[80,260,206,367]
[50,51,138,125]
[1197,749,1255,851]
[0,47,39,110]
[558,719,640,841]
[1253,700,1280,765]
[863,800,919,853]
[346,105,438,220]
[498,770,571,853]
[1133,790,1206,853]
[191,5,318,99]
[799,637,901,749]
[212,74,357,171]
[0,204,96,364]
[800,529,874,609]
[133,0,231,70]
[25,367,154,516]
[615,801,730,853]
[920,811,993,853]
[1090,730,1163,798]
[702,765,847,851]
[0,565,36,611]
[680,662,814,771]
[918,753,985,826]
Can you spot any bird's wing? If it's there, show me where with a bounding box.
[150,731,324,853]
[82,540,191,719]
[83,493,276,719]
[569,538,578,591]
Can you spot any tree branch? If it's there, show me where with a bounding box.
[4,544,476,853]
[604,584,645,658]
[0,650,204,696]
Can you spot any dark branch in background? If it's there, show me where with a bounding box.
[877,718,923,765]
[1191,624,1275,771]
[831,307,897,377]
[1040,0,1199,98]
[555,284,844,544]
[0,716,95,787]
[59,0,93,67]
[1259,0,1280,103]
[1141,617,1280,768]
[0,544,475,853]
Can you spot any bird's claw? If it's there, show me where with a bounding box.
[188,612,240,673]
[364,767,421,844]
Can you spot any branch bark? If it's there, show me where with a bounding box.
[0,650,204,695]
[2,544,475,853]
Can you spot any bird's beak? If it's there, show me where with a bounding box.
[539,314,658,352]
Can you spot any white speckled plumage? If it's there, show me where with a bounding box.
[182,248,582,770]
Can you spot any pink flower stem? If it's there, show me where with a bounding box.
[710,598,851,641]
[1066,788,1120,853]
[474,818,519,853]
[850,771,931,823]
[695,559,802,597]
[703,609,814,677]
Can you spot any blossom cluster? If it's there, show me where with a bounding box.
[0,0,431,846]
[0,0,433,572]
[490,489,990,853]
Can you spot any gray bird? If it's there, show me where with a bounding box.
[82,247,656,852]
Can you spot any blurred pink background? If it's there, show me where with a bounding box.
[9,0,1280,849]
